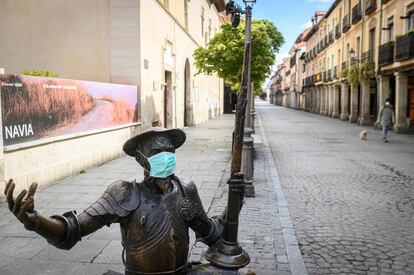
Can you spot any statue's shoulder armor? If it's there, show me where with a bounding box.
[178,178,199,199]
[85,180,141,218]
[175,177,204,222]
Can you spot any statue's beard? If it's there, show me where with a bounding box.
[144,172,173,194]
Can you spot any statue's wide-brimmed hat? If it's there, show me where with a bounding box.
[123,127,186,157]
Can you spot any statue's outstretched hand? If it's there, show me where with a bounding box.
[4,179,39,229]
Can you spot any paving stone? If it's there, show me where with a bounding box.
[33,240,110,263]
[0,237,48,260]
[93,240,123,264]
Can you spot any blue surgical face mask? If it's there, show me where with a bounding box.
[138,151,176,178]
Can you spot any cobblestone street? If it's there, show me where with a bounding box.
[258,100,414,274]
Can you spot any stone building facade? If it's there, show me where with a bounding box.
[300,0,414,133]
[0,0,226,198]
[0,0,226,129]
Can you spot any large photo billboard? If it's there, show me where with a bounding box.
[0,74,140,146]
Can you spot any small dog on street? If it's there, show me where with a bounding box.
[359,130,368,140]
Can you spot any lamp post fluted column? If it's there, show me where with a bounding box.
[242,5,255,198]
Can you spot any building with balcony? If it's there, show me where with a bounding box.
[298,0,413,133]
[378,0,414,133]
[271,29,310,109]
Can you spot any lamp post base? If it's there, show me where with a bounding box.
[204,238,250,269]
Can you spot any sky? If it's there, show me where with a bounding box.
[250,0,334,70]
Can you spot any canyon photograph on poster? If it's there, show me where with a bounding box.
[0,74,139,146]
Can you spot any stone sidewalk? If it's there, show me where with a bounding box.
[0,114,306,275]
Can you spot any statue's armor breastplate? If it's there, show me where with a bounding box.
[121,180,189,274]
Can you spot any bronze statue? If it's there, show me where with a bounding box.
[4,128,226,275]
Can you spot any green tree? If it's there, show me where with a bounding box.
[194,20,284,92]
[22,69,59,78]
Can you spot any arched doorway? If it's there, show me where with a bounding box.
[184,59,192,126]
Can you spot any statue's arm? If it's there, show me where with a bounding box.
[179,179,224,246]
[4,179,138,250]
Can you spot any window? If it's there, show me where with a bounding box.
[205,32,208,46]
[184,0,188,31]
[201,7,205,36]
[407,4,414,31]
[356,36,360,59]
[346,43,350,60]
[386,16,394,42]
[209,19,212,38]
[369,28,375,51]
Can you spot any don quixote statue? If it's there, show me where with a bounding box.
[4,128,248,274]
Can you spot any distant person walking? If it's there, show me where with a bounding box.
[378,98,395,143]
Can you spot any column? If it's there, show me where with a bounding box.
[332,85,340,118]
[315,87,320,113]
[324,86,329,115]
[328,85,333,116]
[394,72,409,133]
[311,88,316,113]
[349,84,359,123]
[308,90,312,112]
[359,80,371,125]
[340,83,350,121]
[320,87,325,115]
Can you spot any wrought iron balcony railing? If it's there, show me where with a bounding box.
[333,66,338,79]
[352,4,362,24]
[378,41,394,66]
[335,24,341,39]
[396,32,414,61]
[290,56,296,67]
[328,31,334,44]
[365,0,377,15]
[343,15,351,33]
[362,50,374,63]
[327,69,332,81]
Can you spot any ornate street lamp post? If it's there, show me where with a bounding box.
[203,0,256,269]
[241,0,255,197]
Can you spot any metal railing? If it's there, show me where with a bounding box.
[362,50,374,63]
[378,41,394,66]
[328,31,334,44]
[335,24,341,39]
[396,32,414,61]
[365,0,377,15]
[352,4,362,24]
[343,15,351,32]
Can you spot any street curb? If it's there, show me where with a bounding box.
[256,110,308,275]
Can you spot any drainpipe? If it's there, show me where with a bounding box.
[375,0,385,127]
[361,0,365,65]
